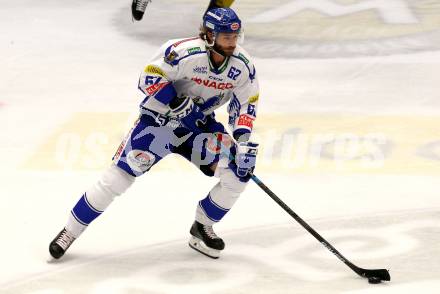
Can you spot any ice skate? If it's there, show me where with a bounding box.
[188,221,225,259]
[49,228,76,259]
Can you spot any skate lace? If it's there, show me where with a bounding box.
[56,230,75,250]
[136,0,151,11]
[203,225,218,239]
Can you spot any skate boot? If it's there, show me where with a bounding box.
[131,0,152,21]
[189,221,225,259]
[49,228,76,259]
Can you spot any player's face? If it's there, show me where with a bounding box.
[215,32,239,56]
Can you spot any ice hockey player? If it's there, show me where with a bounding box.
[131,0,235,21]
[49,6,259,259]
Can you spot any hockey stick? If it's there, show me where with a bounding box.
[249,173,391,283]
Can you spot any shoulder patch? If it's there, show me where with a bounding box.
[164,50,179,66]
[144,65,166,77]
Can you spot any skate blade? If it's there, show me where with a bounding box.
[188,236,221,259]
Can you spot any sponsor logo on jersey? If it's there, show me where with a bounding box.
[191,77,234,90]
[248,94,259,104]
[237,114,255,129]
[113,141,126,162]
[193,66,208,74]
[144,65,166,77]
[209,75,223,81]
[146,82,168,95]
[127,150,156,173]
[113,119,140,162]
[187,46,202,55]
[144,76,168,95]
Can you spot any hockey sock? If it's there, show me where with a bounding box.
[198,192,230,224]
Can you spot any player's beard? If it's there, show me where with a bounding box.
[213,43,235,57]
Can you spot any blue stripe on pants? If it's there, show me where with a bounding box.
[199,194,229,222]
[71,194,103,226]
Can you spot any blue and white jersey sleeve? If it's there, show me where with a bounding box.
[138,39,186,114]
[227,52,259,141]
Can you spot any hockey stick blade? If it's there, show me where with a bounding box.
[356,268,391,281]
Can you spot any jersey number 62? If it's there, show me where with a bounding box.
[227,67,241,80]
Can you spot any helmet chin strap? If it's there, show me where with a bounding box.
[203,33,227,58]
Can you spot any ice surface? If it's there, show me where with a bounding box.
[1,0,439,293]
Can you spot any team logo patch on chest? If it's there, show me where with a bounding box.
[191,77,233,90]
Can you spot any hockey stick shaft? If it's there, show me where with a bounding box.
[216,137,354,267]
[213,134,389,280]
[249,174,355,267]
[249,173,390,280]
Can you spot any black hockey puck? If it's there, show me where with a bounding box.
[368,277,382,284]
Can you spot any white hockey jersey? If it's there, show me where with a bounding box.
[138,37,259,138]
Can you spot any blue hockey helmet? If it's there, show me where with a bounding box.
[203,7,242,34]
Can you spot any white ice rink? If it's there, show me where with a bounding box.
[1,0,440,293]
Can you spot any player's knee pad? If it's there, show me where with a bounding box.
[218,167,248,197]
[86,164,135,211]
[196,167,247,224]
